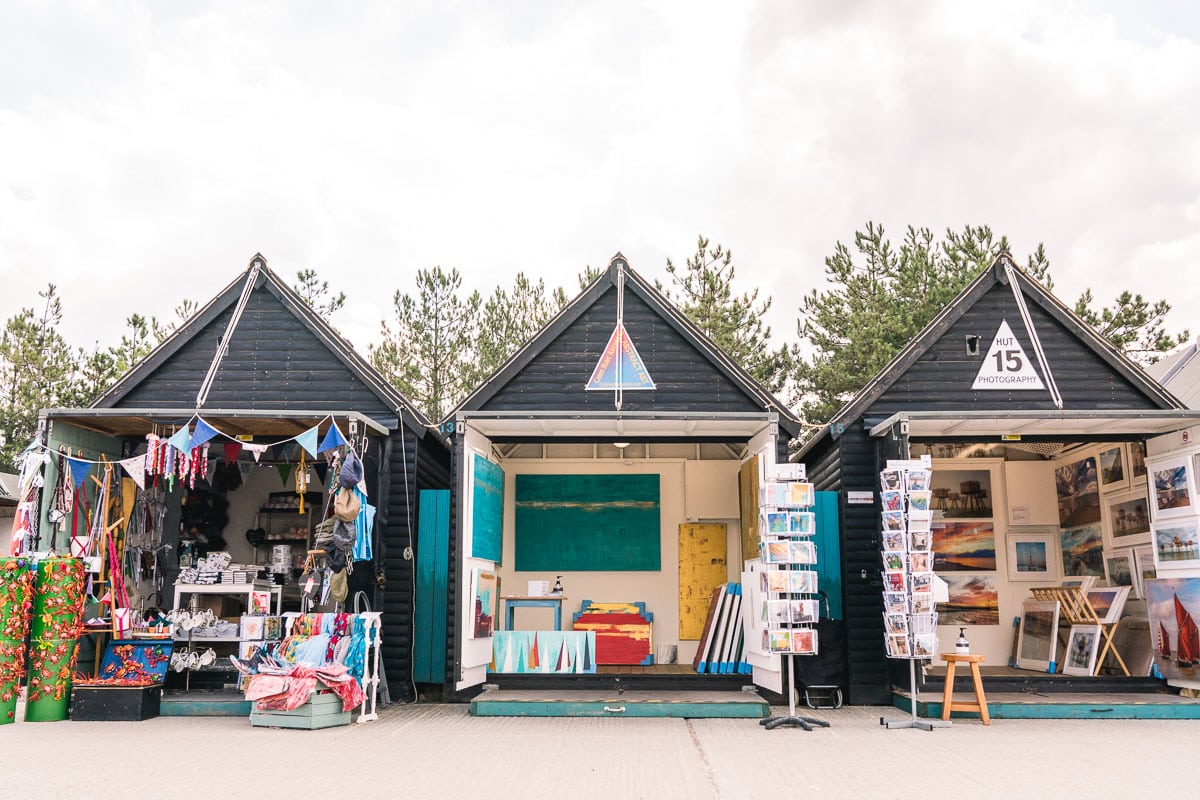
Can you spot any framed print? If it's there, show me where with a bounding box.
[1084,586,1130,624]
[1062,624,1102,676]
[929,469,993,518]
[1060,575,1098,590]
[1145,577,1200,680]
[1006,532,1057,582]
[932,521,996,571]
[1106,488,1151,543]
[1016,600,1060,672]
[1056,456,1101,527]
[1097,444,1128,493]
[1129,440,1147,478]
[1105,548,1138,598]
[1149,457,1198,521]
[1060,523,1105,577]
[1134,544,1157,585]
[1152,518,1200,569]
[937,574,1000,626]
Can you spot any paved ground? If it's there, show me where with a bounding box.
[0,701,1192,798]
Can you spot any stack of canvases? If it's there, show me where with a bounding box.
[692,583,749,674]
[880,459,937,660]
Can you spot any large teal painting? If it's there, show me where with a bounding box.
[514,474,661,571]
[472,455,504,562]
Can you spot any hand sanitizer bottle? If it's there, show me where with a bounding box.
[956,627,970,655]
[553,576,563,595]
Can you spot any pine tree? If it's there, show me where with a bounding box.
[293,268,346,318]
[467,273,567,387]
[660,236,791,393]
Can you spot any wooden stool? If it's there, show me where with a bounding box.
[940,653,990,725]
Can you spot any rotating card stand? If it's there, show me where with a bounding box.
[877,459,951,731]
[757,466,830,732]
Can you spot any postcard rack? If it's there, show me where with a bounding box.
[1029,586,1130,677]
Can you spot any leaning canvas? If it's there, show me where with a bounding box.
[1145,577,1200,681]
[1063,624,1102,677]
[1016,600,1060,672]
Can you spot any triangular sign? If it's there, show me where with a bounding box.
[972,319,1046,391]
[585,322,656,390]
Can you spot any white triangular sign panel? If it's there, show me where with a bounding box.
[972,319,1046,390]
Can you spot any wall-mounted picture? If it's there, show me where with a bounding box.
[1084,586,1131,624]
[1145,577,1200,681]
[932,521,996,571]
[1134,544,1157,585]
[1063,624,1102,676]
[929,470,993,518]
[1129,441,1147,478]
[1016,599,1060,672]
[1150,457,1197,521]
[1098,445,1128,493]
[1060,524,1105,577]
[472,568,498,639]
[1106,489,1151,542]
[937,574,1000,626]
[1056,456,1101,527]
[1153,518,1200,570]
[1006,532,1057,582]
[1105,549,1138,598]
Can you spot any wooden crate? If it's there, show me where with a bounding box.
[249,690,350,730]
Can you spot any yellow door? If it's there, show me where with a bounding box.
[678,523,728,639]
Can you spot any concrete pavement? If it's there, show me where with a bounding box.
[0,701,1188,798]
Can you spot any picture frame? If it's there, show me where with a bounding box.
[1104,548,1138,598]
[1060,575,1098,590]
[1152,517,1200,570]
[1006,532,1057,582]
[1105,487,1151,544]
[929,469,993,518]
[1060,523,1105,577]
[1016,599,1060,672]
[1097,444,1129,494]
[1062,624,1102,676]
[1149,456,1198,521]
[1056,456,1101,527]
[1084,585,1131,624]
[1129,441,1147,478]
[1133,544,1157,586]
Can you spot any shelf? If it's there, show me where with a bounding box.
[173,635,243,643]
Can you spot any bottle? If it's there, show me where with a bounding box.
[553,576,564,595]
[956,627,970,655]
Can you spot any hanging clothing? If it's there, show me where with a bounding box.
[352,487,375,562]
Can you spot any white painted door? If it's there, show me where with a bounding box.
[456,422,501,691]
[741,420,785,694]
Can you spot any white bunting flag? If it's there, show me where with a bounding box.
[119,456,146,490]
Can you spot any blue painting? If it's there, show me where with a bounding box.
[471,455,504,562]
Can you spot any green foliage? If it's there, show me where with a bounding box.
[466,273,567,389]
[660,236,791,393]
[293,268,346,318]
[1073,290,1189,365]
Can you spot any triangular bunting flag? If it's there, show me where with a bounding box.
[223,442,242,462]
[243,443,268,463]
[585,321,656,390]
[65,456,92,489]
[295,426,319,458]
[189,417,220,449]
[237,462,252,480]
[119,456,145,490]
[312,462,329,486]
[972,319,1046,390]
[318,423,348,453]
[167,426,192,453]
[275,463,294,486]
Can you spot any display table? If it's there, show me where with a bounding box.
[940,653,990,725]
[501,596,565,631]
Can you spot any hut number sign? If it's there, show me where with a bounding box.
[972,319,1046,390]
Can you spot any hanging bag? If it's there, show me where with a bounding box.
[333,487,361,522]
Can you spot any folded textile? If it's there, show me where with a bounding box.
[246,663,364,711]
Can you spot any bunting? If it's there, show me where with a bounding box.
[119,456,146,490]
[295,426,319,458]
[65,457,92,489]
[189,417,220,449]
[243,443,268,463]
[223,442,242,462]
[275,463,294,486]
[318,423,348,453]
[167,427,191,453]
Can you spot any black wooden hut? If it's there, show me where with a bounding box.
[435,254,809,701]
[796,255,1200,704]
[40,255,450,701]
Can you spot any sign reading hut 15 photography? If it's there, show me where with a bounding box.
[972,319,1046,390]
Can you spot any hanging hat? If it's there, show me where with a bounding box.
[339,451,363,488]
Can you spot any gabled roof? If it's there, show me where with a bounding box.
[94,254,438,438]
[451,253,800,434]
[796,254,1183,458]
[1147,337,1200,410]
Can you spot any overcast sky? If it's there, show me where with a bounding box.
[2,1,1198,360]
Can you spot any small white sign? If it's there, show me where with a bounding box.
[847,491,874,505]
[1010,504,1032,525]
[972,319,1046,390]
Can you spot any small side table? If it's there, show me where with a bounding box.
[940,652,990,725]
[501,596,565,631]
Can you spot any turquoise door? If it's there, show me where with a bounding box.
[413,489,451,684]
[814,491,843,620]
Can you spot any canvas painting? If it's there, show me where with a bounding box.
[929,469,993,518]
[472,568,498,639]
[1153,519,1200,569]
[1063,624,1102,676]
[1105,549,1137,598]
[932,521,996,571]
[1056,456,1101,527]
[1098,445,1128,493]
[1150,457,1197,521]
[937,574,1000,626]
[1145,577,1200,681]
[1107,489,1151,542]
[1007,532,1056,582]
[1060,524,1105,577]
[1016,600,1060,672]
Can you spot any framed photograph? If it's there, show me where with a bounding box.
[929,469,993,518]
[932,521,996,571]
[1056,456,1101,527]
[1084,586,1131,624]
[1106,488,1151,543]
[1016,599,1060,672]
[1104,548,1138,598]
[1060,575,1098,590]
[937,574,1000,626]
[1006,532,1057,582]
[1060,524,1105,577]
[1062,624,1102,676]
[1149,456,1198,521]
[1152,518,1200,569]
[1145,577,1200,680]
[1129,441,1147,478]
[1134,544,1157,585]
[1097,444,1128,493]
